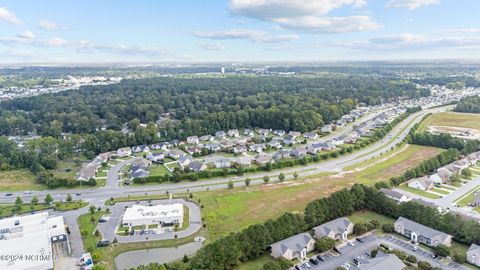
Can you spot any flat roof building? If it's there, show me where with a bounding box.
[122,203,184,227]
[0,212,67,270]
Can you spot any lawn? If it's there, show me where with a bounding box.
[148,163,170,176]
[0,169,44,191]
[431,188,450,195]
[51,154,89,180]
[397,184,442,199]
[455,187,480,207]
[234,255,273,270]
[419,112,480,131]
[348,210,395,225]
[54,200,88,211]
[176,206,190,231]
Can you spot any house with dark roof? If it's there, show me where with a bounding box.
[467,244,480,267]
[313,217,353,241]
[269,233,315,260]
[273,130,285,136]
[394,217,452,247]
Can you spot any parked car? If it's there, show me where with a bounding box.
[96,240,110,247]
[24,190,32,194]
[334,247,342,254]
[294,266,301,270]
[348,241,355,247]
[5,193,12,196]
[356,237,364,243]
[316,255,325,261]
[303,262,311,268]
[412,246,418,251]
[309,258,318,265]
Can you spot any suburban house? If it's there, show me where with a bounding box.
[146,152,165,163]
[151,142,169,150]
[227,129,240,137]
[188,161,207,172]
[249,144,265,153]
[407,176,434,191]
[394,217,452,247]
[243,129,255,137]
[178,156,194,169]
[313,217,354,241]
[269,233,315,260]
[186,136,199,144]
[467,244,480,267]
[336,119,346,126]
[380,188,411,203]
[321,124,333,133]
[307,143,323,155]
[186,146,202,155]
[233,145,248,154]
[168,150,186,159]
[320,141,335,151]
[268,140,283,149]
[117,147,132,157]
[303,132,318,140]
[255,154,273,165]
[132,145,150,153]
[289,131,301,138]
[291,147,307,158]
[257,128,270,136]
[214,158,231,169]
[205,143,221,152]
[129,164,149,179]
[199,135,214,142]
[76,165,97,181]
[235,156,252,167]
[429,170,450,184]
[273,130,285,136]
[215,131,226,139]
[332,137,344,146]
[283,135,297,145]
[273,149,291,160]
[353,252,406,270]
[220,140,235,149]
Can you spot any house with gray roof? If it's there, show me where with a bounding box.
[215,131,226,139]
[273,149,291,160]
[313,217,353,241]
[76,165,98,181]
[188,161,207,172]
[168,149,186,159]
[178,156,193,169]
[291,147,307,158]
[235,156,252,167]
[351,252,406,270]
[255,154,273,165]
[380,188,410,203]
[407,176,434,191]
[467,244,480,267]
[269,232,315,260]
[394,217,452,247]
[429,170,450,184]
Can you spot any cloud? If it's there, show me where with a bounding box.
[228,0,377,33]
[46,37,67,46]
[17,30,35,39]
[385,0,439,10]
[441,28,480,34]
[38,20,64,30]
[197,42,225,51]
[193,29,298,43]
[73,40,188,58]
[0,7,22,25]
[274,16,380,33]
[334,33,480,52]
[229,0,366,20]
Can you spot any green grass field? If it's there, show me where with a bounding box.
[0,169,45,191]
[51,155,88,180]
[419,112,480,131]
[455,187,480,207]
[348,210,395,225]
[397,184,442,199]
[235,255,273,270]
[148,163,171,176]
[431,188,450,195]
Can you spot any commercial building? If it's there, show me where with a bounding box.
[0,212,68,270]
[122,203,184,227]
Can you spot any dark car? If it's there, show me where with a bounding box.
[295,266,301,270]
[75,193,81,196]
[5,193,13,196]
[96,240,110,247]
[333,247,342,254]
[356,237,364,243]
[129,230,135,235]
[309,258,318,265]
[316,255,325,261]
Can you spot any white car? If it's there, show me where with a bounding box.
[348,241,355,247]
[24,190,32,194]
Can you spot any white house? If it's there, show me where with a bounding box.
[407,177,434,191]
[117,147,132,157]
[186,136,199,145]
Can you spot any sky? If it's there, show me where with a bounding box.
[0,0,480,63]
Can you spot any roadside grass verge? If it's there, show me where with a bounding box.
[455,187,480,207]
[397,184,442,199]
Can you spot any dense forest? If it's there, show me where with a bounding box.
[454,95,480,113]
[1,75,426,138]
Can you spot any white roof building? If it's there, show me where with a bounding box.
[0,212,67,270]
[122,203,184,227]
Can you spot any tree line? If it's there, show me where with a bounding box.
[454,95,480,114]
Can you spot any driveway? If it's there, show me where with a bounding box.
[97,199,202,243]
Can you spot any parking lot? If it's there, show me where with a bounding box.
[294,234,467,270]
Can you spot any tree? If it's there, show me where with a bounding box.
[113,238,118,244]
[435,244,450,257]
[228,180,234,189]
[405,255,417,263]
[245,178,251,186]
[418,261,433,270]
[353,223,368,235]
[15,196,23,205]
[262,175,270,184]
[293,172,299,180]
[31,196,39,205]
[314,237,336,252]
[44,194,53,204]
[381,223,394,233]
[66,193,72,202]
[450,173,461,184]
[182,254,189,263]
[278,173,285,182]
[89,205,96,215]
[462,168,473,179]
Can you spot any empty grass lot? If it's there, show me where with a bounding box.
[197,145,441,240]
[419,112,480,131]
[148,163,171,176]
[0,169,45,191]
[50,154,89,180]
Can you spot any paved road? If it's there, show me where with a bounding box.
[0,105,452,207]
[300,234,466,270]
[97,199,202,243]
[106,157,143,188]
[395,174,480,220]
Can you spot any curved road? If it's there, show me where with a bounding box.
[0,105,451,205]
